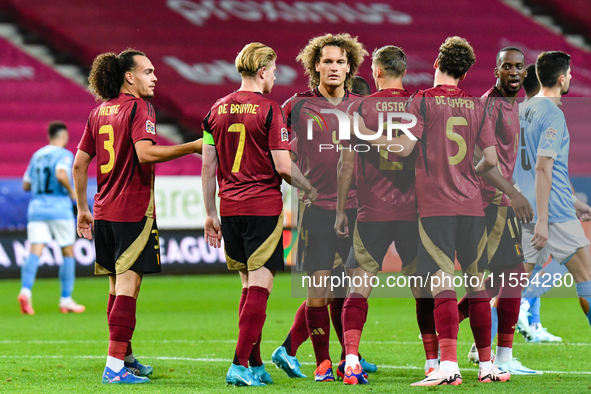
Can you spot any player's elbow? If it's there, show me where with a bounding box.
[274,163,291,178]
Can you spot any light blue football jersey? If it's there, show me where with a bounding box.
[23,145,74,221]
[515,97,577,223]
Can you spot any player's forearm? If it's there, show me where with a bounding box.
[535,165,552,222]
[202,144,218,217]
[288,165,314,196]
[73,156,91,212]
[56,169,74,197]
[475,146,498,176]
[136,140,201,164]
[336,152,354,213]
[481,166,520,198]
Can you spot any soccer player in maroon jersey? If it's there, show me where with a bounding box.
[356,37,508,385]
[335,45,438,384]
[201,42,316,387]
[458,47,541,375]
[73,49,202,384]
[271,33,368,382]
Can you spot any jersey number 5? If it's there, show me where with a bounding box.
[99,125,115,174]
[229,123,246,173]
[446,117,467,165]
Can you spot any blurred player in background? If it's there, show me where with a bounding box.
[74,49,203,384]
[514,51,591,332]
[201,42,316,387]
[272,33,367,383]
[18,121,84,315]
[351,75,372,96]
[458,47,541,375]
[335,45,435,384]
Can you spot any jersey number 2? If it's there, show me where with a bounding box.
[229,123,245,173]
[99,125,115,174]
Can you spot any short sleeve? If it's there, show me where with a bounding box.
[131,101,157,145]
[406,92,424,140]
[202,111,215,145]
[281,95,294,133]
[476,112,497,150]
[536,113,564,160]
[268,101,290,150]
[77,114,96,157]
[55,150,74,176]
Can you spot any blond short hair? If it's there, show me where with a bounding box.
[296,33,367,90]
[235,42,277,77]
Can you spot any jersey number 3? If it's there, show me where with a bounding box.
[99,125,115,174]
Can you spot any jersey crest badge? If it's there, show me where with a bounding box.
[281,127,289,142]
[146,120,156,135]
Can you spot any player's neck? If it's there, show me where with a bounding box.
[378,78,404,91]
[317,84,345,105]
[433,70,459,87]
[120,86,139,98]
[494,83,518,104]
[537,86,562,105]
[238,78,264,94]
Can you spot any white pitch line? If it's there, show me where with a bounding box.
[1,339,590,346]
[0,354,590,375]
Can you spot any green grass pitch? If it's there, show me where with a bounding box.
[1,273,589,393]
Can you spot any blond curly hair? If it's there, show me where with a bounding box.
[296,33,368,91]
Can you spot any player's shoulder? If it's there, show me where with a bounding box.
[281,90,315,110]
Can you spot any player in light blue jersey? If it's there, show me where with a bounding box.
[514,51,591,328]
[18,122,85,315]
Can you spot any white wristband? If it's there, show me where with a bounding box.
[513,183,521,193]
[572,194,579,203]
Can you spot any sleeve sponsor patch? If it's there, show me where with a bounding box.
[544,127,557,140]
[281,127,289,142]
[146,120,156,135]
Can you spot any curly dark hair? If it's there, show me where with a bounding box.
[437,36,475,79]
[296,33,368,91]
[88,48,145,101]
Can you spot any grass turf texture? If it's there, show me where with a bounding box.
[1,273,589,393]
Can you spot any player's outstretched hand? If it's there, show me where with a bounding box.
[509,192,534,224]
[205,216,222,248]
[531,221,548,250]
[77,209,94,240]
[575,200,591,222]
[334,211,349,239]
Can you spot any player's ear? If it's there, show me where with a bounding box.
[402,69,407,78]
[125,71,134,85]
[433,59,439,69]
[315,62,320,73]
[459,72,467,81]
[494,67,499,79]
[558,73,565,88]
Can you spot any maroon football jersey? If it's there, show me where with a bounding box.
[408,85,496,218]
[481,86,520,207]
[202,91,288,217]
[355,88,416,222]
[284,88,360,210]
[78,93,157,222]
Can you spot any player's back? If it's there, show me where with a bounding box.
[25,145,73,221]
[356,88,416,222]
[515,97,576,222]
[80,93,156,222]
[409,85,495,218]
[203,91,287,216]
